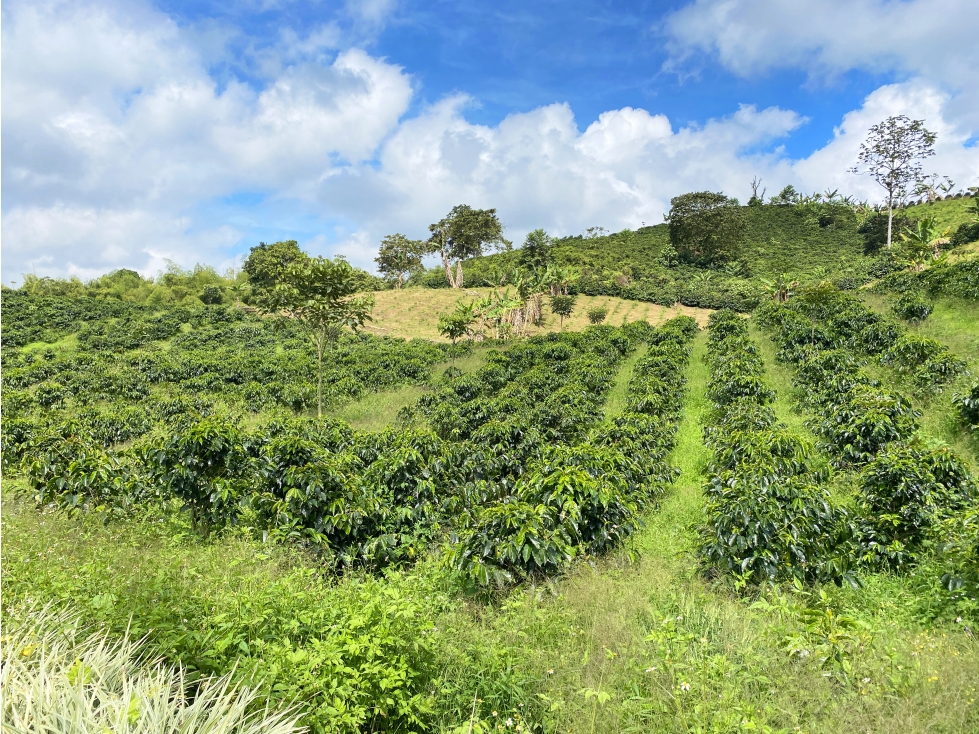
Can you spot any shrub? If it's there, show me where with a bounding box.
[892,291,933,322]
[144,417,246,532]
[858,441,977,568]
[586,305,608,324]
[954,382,979,431]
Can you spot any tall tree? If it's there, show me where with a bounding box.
[849,115,937,250]
[427,205,506,288]
[667,192,746,265]
[518,228,554,271]
[375,233,425,288]
[258,256,374,418]
[243,240,305,293]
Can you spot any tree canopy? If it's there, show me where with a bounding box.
[427,205,506,288]
[257,254,374,417]
[243,240,306,294]
[375,234,426,288]
[518,228,554,271]
[849,115,937,249]
[667,191,746,266]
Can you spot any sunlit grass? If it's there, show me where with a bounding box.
[364,287,712,341]
[329,348,492,431]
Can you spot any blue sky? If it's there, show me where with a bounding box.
[3,0,977,282]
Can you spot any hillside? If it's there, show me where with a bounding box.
[415,198,979,312]
[4,197,979,734]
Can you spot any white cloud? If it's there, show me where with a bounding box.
[317,100,805,250]
[4,0,977,284]
[788,81,979,200]
[662,0,979,87]
[1,0,413,280]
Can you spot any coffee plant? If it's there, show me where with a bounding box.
[698,310,854,586]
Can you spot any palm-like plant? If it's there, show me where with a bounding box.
[900,216,951,271]
[759,274,800,303]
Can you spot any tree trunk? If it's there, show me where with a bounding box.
[455,260,464,289]
[441,250,457,288]
[886,190,894,250]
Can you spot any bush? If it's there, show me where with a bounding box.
[144,417,246,532]
[586,305,608,324]
[858,441,977,568]
[892,291,933,322]
[954,382,979,431]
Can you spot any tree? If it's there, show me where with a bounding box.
[770,185,799,205]
[375,234,425,288]
[259,256,374,418]
[748,176,766,206]
[518,228,554,271]
[437,301,476,345]
[243,240,305,293]
[849,115,937,250]
[667,192,746,266]
[550,294,577,329]
[427,205,506,288]
[586,305,608,324]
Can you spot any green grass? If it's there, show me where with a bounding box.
[904,197,977,233]
[857,292,979,464]
[860,292,979,364]
[329,348,492,431]
[750,319,814,436]
[602,344,648,419]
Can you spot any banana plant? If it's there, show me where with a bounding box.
[899,216,951,271]
[759,273,800,303]
[544,263,577,296]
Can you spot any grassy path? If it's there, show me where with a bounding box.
[602,344,648,419]
[329,347,491,431]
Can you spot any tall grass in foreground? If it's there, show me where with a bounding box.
[2,606,305,734]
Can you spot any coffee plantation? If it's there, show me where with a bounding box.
[4,242,979,732]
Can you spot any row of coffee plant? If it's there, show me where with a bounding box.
[778,286,967,391]
[15,321,697,581]
[697,310,853,585]
[1,298,469,470]
[447,316,699,585]
[755,299,977,576]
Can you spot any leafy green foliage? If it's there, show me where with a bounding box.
[144,418,246,531]
[858,441,976,568]
[448,319,695,587]
[375,233,427,287]
[586,305,608,324]
[953,382,979,431]
[892,291,933,321]
[549,294,576,327]
[668,191,747,265]
[698,310,853,585]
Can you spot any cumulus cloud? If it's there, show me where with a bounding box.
[1,0,413,280]
[4,0,977,283]
[314,99,806,253]
[662,0,979,86]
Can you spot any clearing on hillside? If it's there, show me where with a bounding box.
[364,286,713,341]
